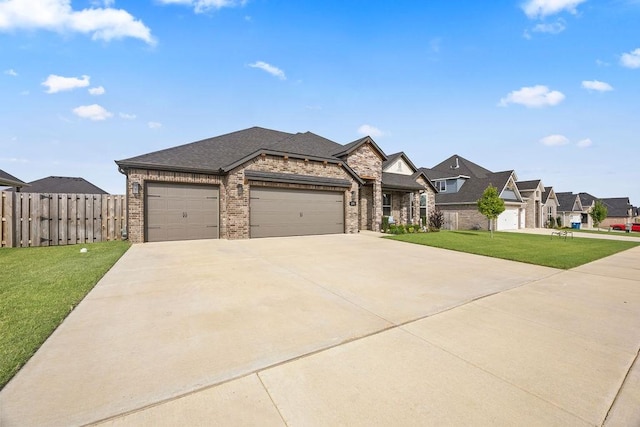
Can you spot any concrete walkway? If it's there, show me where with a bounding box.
[1,233,639,426]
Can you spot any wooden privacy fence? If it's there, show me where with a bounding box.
[1,192,126,248]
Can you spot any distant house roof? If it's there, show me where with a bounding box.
[542,186,558,205]
[0,169,28,188]
[602,197,632,218]
[516,180,542,192]
[428,155,493,180]
[556,192,583,212]
[7,176,108,194]
[578,192,598,208]
[432,170,520,205]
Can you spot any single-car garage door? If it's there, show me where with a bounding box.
[146,182,219,242]
[250,187,344,238]
[497,208,519,231]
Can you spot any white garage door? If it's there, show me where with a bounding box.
[497,208,519,231]
[146,182,219,242]
[250,187,344,238]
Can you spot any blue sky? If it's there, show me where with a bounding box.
[1,0,639,205]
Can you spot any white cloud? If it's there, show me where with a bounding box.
[522,0,586,18]
[540,134,570,146]
[357,124,384,138]
[0,0,155,45]
[532,19,566,34]
[4,68,17,76]
[576,138,592,148]
[42,74,90,93]
[157,0,247,13]
[148,121,162,129]
[596,59,610,67]
[581,80,613,92]
[119,112,136,120]
[88,85,105,95]
[249,61,286,80]
[72,104,113,121]
[498,85,565,108]
[620,48,640,68]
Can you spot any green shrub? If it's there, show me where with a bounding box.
[381,216,390,233]
[547,217,556,228]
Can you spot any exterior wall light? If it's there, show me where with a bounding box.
[132,181,140,196]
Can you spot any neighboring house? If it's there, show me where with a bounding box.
[555,192,584,227]
[381,152,436,226]
[600,197,633,228]
[4,176,107,194]
[0,169,29,191]
[115,127,435,243]
[541,186,559,227]
[421,155,525,231]
[516,180,546,228]
[577,192,598,228]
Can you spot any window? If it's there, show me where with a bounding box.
[420,193,428,220]
[436,181,446,192]
[382,193,392,217]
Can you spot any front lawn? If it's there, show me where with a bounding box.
[0,241,130,390]
[387,231,639,269]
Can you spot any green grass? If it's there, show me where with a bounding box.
[387,231,639,269]
[574,228,640,238]
[0,241,130,390]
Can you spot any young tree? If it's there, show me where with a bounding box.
[590,200,608,230]
[477,185,505,237]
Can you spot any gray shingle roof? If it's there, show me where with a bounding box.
[602,197,632,218]
[429,155,492,179]
[381,172,426,191]
[516,180,542,192]
[0,169,28,188]
[8,176,107,194]
[435,170,516,204]
[556,192,582,212]
[332,136,387,160]
[578,192,598,208]
[116,127,295,173]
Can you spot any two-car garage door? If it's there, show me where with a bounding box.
[250,187,344,238]
[145,183,344,241]
[146,183,219,242]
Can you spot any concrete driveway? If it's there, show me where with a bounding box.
[1,233,639,426]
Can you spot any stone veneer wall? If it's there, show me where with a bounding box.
[228,154,359,239]
[125,168,226,243]
[415,176,436,225]
[345,144,383,231]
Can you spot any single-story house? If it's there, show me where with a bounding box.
[556,192,584,227]
[0,170,29,191]
[600,197,633,228]
[421,155,525,231]
[115,127,435,242]
[4,176,107,194]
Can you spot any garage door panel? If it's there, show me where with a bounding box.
[250,187,344,238]
[497,208,519,231]
[146,183,219,242]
